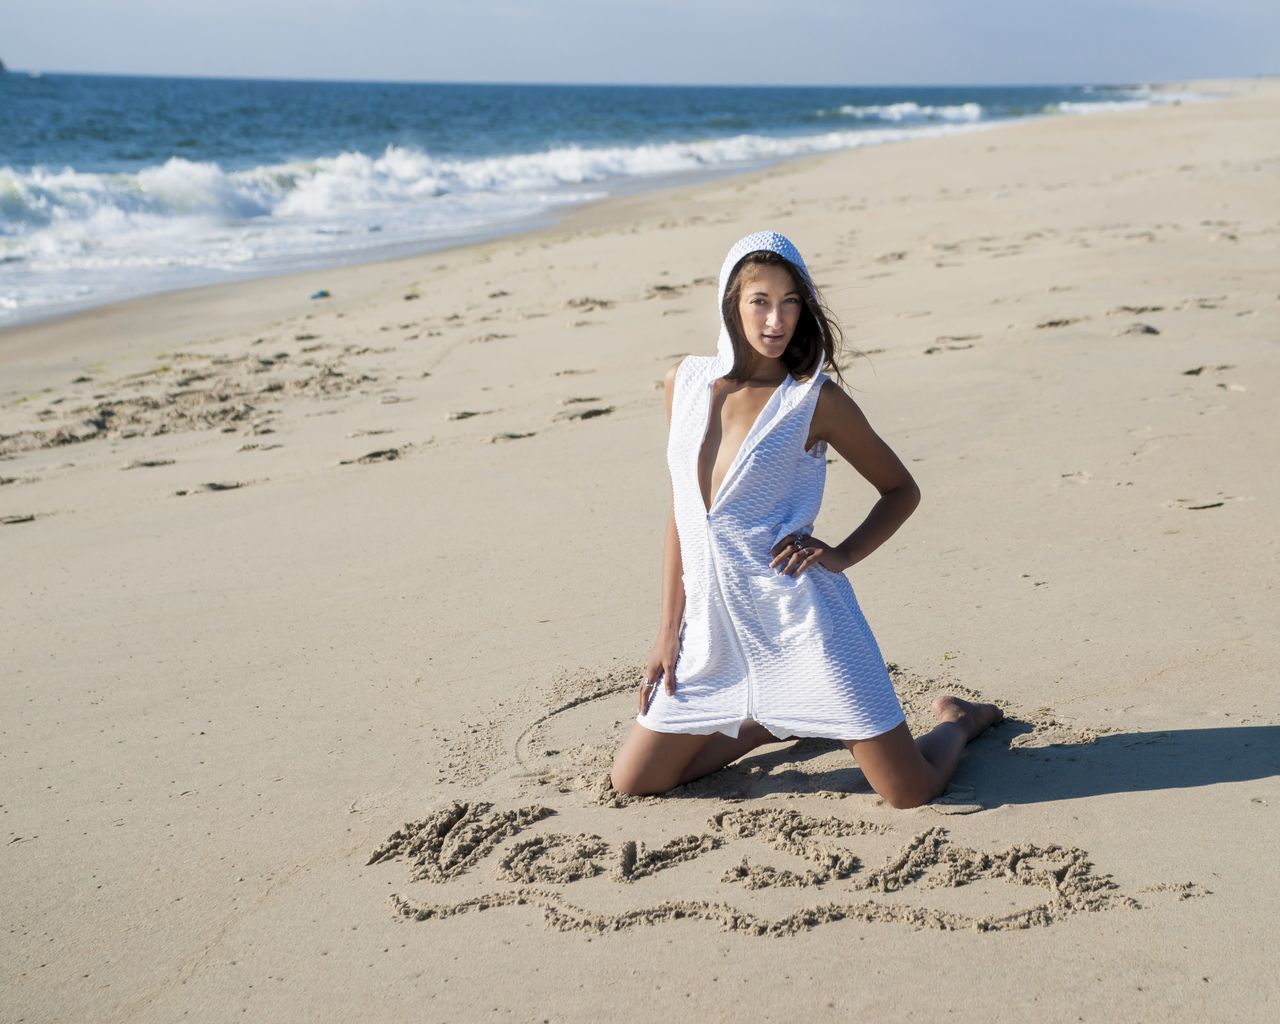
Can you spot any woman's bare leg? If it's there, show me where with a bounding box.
[844,695,1003,809]
[610,725,716,796]
[676,721,789,785]
[610,720,784,796]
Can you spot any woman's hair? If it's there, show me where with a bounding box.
[720,250,855,389]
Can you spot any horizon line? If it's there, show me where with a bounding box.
[0,66,1201,90]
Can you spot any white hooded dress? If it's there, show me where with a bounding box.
[635,230,907,742]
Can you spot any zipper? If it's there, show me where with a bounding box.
[697,371,769,725]
[705,528,757,725]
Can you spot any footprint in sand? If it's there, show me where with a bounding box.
[339,447,405,465]
[120,458,176,470]
[1108,304,1165,315]
[1180,296,1226,311]
[1114,323,1160,336]
[1035,316,1088,329]
[1,513,40,525]
[643,278,710,301]
[173,480,256,496]
[487,432,536,444]
[552,406,614,423]
[565,297,614,312]
[1166,496,1240,511]
[646,283,683,299]
[1183,365,1246,393]
[924,336,978,355]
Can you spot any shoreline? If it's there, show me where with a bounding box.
[0,76,1232,351]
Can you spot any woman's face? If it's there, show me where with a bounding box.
[735,263,804,366]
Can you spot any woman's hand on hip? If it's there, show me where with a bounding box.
[769,532,849,576]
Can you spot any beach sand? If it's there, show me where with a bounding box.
[2,76,1278,1022]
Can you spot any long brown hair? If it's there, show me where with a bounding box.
[720,250,853,389]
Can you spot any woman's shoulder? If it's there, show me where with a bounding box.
[665,354,716,390]
[808,372,837,409]
[680,354,717,374]
[809,374,861,438]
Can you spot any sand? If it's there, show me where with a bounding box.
[2,76,1278,1022]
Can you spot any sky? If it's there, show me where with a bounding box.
[5,0,1277,86]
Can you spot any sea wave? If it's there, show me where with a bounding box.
[1053,85,1214,114]
[1,121,993,240]
[822,101,986,123]
[0,120,1000,328]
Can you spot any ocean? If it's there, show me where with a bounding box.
[0,73,1209,327]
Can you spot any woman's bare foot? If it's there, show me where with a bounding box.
[931,695,1004,743]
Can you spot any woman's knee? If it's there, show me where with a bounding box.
[609,748,677,797]
[844,725,941,809]
[875,779,935,810]
[608,764,669,797]
[610,726,707,797]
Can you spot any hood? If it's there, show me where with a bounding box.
[713,230,823,379]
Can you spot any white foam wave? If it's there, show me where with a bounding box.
[0,119,1004,323]
[1053,86,1217,114]
[825,101,986,123]
[1,120,994,241]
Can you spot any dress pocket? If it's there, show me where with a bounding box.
[747,571,818,646]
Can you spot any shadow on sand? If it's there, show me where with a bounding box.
[725,722,1280,806]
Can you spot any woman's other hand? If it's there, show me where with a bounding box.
[639,629,681,712]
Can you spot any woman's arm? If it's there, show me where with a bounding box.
[652,358,688,696]
[812,379,921,572]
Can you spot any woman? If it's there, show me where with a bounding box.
[609,230,1002,806]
